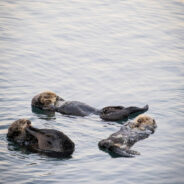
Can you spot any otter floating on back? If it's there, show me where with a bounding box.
[31,91,149,121]
[98,114,157,157]
[7,119,75,158]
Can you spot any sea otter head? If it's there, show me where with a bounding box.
[132,114,157,133]
[31,91,64,110]
[7,119,31,144]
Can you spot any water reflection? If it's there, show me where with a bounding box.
[32,107,56,120]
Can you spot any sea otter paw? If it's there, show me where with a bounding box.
[143,104,149,111]
[112,147,137,157]
[125,149,140,156]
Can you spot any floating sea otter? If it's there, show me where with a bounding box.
[7,119,75,157]
[98,114,157,157]
[31,91,149,121]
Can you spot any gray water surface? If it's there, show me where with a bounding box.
[0,0,184,183]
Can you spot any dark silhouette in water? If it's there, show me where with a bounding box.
[98,114,157,157]
[32,91,149,121]
[7,119,75,158]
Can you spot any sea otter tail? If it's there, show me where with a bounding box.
[100,105,149,121]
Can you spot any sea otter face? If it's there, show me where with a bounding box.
[7,119,31,144]
[133,115,157,133]
[32,91,63,110]
[38,92,58,109]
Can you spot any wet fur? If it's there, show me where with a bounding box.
[32,91,149,121]
[31,91,59,110]
[7,119,34,145]
[98,115,157,157]
[7,119,75,157]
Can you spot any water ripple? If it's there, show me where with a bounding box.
[0,0,184,183]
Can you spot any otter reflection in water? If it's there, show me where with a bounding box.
[98,115,157,157]
[7,119,75,157]
[32,91,149,121]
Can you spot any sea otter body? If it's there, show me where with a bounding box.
[7,119,75,157]
[98,115,157,157]
[32,91,149,121]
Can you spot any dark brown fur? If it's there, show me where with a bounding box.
[98,115,157,157]
[7,119,75,157]
[32,91,149,121]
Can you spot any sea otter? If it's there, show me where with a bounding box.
[98,114,157,157]
[7,119,75,157]
[31,91,149,121]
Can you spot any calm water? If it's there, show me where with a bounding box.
[0,0,184,183]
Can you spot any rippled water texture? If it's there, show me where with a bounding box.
[0,0,184,183]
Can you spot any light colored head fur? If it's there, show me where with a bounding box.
[131,114,157,131]
[7,119,31,143]
[38,91,58,106]
[32,91,61,110]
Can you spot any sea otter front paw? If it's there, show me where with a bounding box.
[143,104,149,111]
[111,147,138,157]
[125,149,140,156]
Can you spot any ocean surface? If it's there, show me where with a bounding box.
[0,0,184,183]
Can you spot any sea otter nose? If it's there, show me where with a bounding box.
[153,119,157,128]
[27,120,31,125]
[154,123,157,128]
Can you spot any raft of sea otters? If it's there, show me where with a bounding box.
[7,91,157,158]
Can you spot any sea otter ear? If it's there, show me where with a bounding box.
[38,95,42,103]
[7,127,13,136]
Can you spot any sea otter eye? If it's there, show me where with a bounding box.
[47,141,52,145]
[138,119,142,123]
[45,100,51,105]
